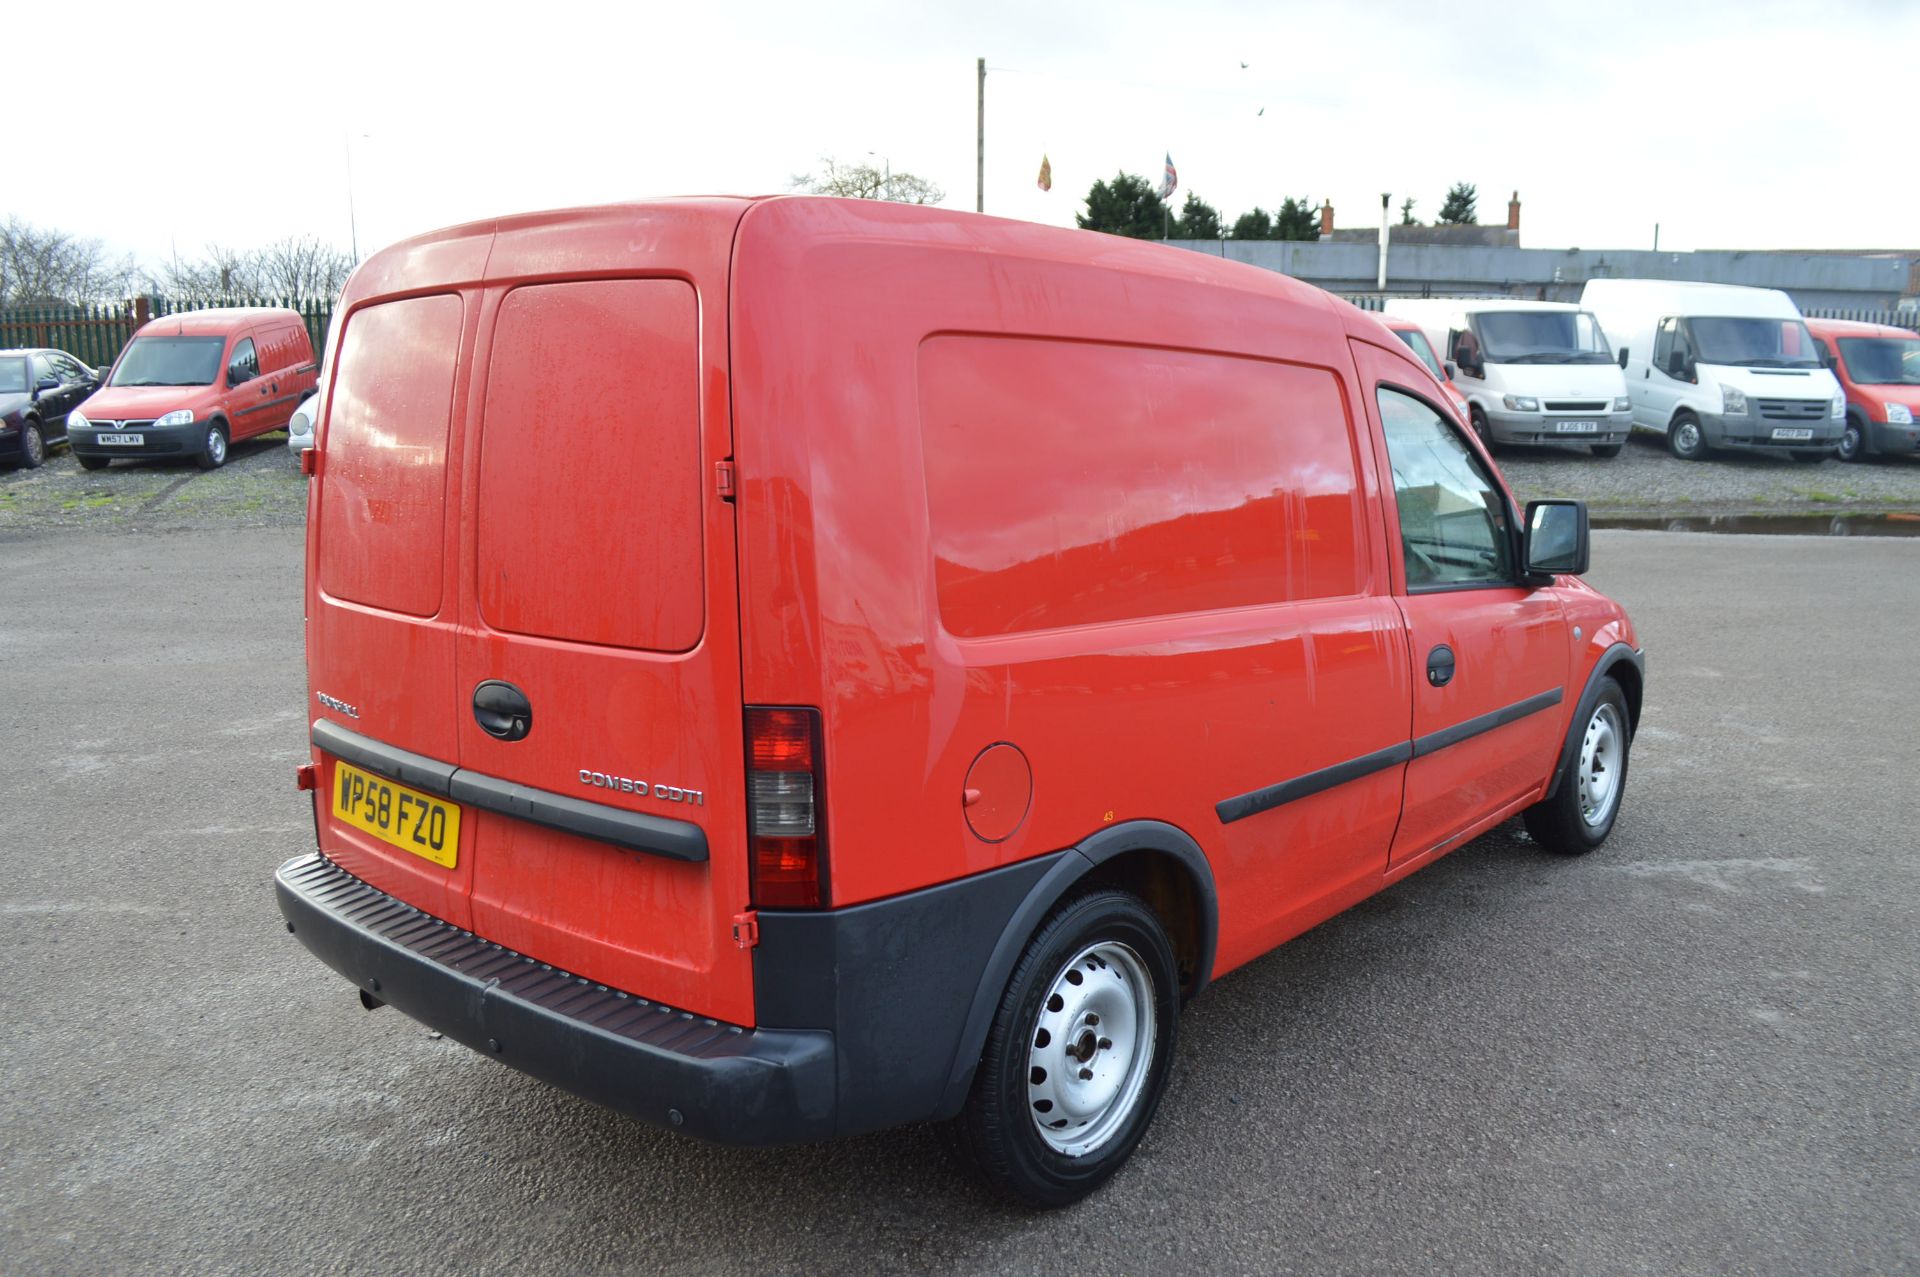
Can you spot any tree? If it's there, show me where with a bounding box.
[1399,197,1417,226]
[0,216,138,305]
[790,157,944,204]
[1437,182,1478,225]
[1076,172,1169,239]
[1230,208,1274,240]
[256,235,356,299]
[1174,192,1223,240]
[1274,197,1319,241]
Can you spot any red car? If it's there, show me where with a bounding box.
[69,308,317,470]
[1806,318,1920,462]
[277,198,1644,1207]
[1380,312,1473,418]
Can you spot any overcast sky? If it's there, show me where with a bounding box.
[18,0,1917,272]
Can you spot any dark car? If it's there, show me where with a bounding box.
[0,348,104,469]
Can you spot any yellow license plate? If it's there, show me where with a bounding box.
[331,761,461,868]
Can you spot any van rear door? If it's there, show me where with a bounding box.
[452,225,753,1025]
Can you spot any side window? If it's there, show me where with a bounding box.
[30,354,56,386]
[229,337,259,382]
[51,353,87,382]
[1671,321,1695,374]
[1652,317,1675,372]
[1378,386,1515,589]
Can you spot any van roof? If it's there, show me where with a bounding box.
[1805,317,1918,340]
[352,195,1355,322]
[1580,278,1802,317]
[134,307,303,336]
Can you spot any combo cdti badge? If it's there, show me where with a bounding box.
[277,197,1645,1207]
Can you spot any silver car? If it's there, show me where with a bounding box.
[287,392,320,456]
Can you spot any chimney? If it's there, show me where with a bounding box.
[1507,191,1521,232]
[1319,199,1335,239]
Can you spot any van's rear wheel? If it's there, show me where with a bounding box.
[1523,680,1631,855]
[77,453,110,471]
[1668,413,1707,460]
[949,889,1178,1208]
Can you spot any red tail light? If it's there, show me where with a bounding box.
[745,707,828,908]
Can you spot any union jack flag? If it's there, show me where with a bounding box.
[1158,152,1177,200]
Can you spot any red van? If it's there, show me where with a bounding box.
[277,198,1644,1207]
[1380,312,1473,418]
[1805,318,1920,462]
[69,307,317,470]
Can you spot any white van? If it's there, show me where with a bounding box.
[1383,300,1632,456]
[1579,280,1844,461]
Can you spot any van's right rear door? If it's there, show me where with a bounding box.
[450,250,754,1025]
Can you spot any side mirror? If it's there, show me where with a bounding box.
[1617,347,1629,369]
[1443,360,1459,380]
[1524,500,1590,579]
[35,375,59,393]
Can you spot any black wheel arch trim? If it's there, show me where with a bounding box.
[933,819,1218,1119]
[1543,643,1644,801]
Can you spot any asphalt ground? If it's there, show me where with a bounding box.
[1,528,1915,1275]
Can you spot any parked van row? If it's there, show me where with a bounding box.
[0,308,319,473]
[274,195,1643,1207]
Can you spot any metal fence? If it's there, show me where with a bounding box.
[1801,306,1920,333]
[0,296,334,369]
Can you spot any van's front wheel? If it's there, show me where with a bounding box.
[1668,413,1708,460]
[1524,679,1631,855]
[950,889,1178,1208]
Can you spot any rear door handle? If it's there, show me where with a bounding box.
[1426,644,1456,687]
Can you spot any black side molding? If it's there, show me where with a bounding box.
[1411,688,1563,757]
[311,720,708,863]
[1216,741,1413,825]
[1215,688,1565,826]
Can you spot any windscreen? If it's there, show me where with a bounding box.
[1474,311,1614,364]
[0,357,25,394]
[1393,328,1445,379]
[1690,317,1822,368]
[1836,337,1920,385]
[109,337,226,387]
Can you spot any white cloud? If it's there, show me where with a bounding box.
[19,0,1919,272]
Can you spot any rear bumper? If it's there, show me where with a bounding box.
[275,853,837,1145]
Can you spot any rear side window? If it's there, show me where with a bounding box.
[918,335,1365,637]
[1378,387,1513,589]
[318,295,465,617]
[475,279,702,652]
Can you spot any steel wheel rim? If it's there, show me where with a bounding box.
[208,429,226,464]
[1840,424,1860,460]
[24,426,43,464]
[1674,421,1700,453]
[1577,703,1624,828]
[1026,940,1156,1157]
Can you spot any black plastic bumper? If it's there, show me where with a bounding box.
[68,423,201,457]
[275,853,836,1145]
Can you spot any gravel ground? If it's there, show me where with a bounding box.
[0,433,304,531]
[1496,430,1920,516]
[3,426,1916,535]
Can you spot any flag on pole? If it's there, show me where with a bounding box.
[1037,155,1052,192]
[1158,152,1178,201]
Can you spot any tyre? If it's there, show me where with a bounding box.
[18,421,46,469]
[77,453,110,471]
[1837,415,1867,463]
[949,888,1179,1208]
[1468,404,1491,445]
[1523,679,1631,855]
[1790,449,1830,463]
[1667,413,1707,461]
[196,422,229,471]
[1590,443,1623,458]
